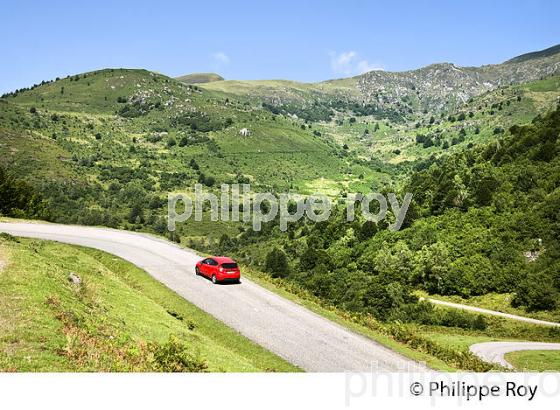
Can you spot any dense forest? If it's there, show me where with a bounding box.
[209,105,560,324]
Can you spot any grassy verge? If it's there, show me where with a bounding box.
[0,234,298,372]
[504,350,560,372]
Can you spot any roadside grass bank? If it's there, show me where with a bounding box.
[0,234,298,372]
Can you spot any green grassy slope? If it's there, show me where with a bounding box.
[176,73,224,84]
[0,234,298,372]
[0,68,390,239]
[314,75,560,164]
[505,350,560,371]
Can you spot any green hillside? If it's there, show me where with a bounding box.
[1,68,383,238]
[214,105,560,319]
[1,55,560,372]
[198,105,560,371]
[0,234,297,371]
[176,72,224,84]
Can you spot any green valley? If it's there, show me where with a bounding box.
[1,44,560,372]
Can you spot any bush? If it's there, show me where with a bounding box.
[149,336,208,372]
[265,248,289,278]
[425,308,487,330]
[385,323,494,371]
[0,166,47,218]
[198,174,215,187]
[512,272,558,311]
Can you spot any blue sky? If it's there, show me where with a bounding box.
[1,0,559,93]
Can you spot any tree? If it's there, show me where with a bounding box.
[412,242,451,293]
[373,241,414,283]
[189,158,199,170]
[415,133,427,144]
[493,127,504,135]
[512,272,558,311]
[0,166,47,218]
[178,136,189,147]
[265,248,289,278]
[358,220,378,240]
[128,203,145,224]
[203,175,215,187]
[422,137,434,148]
[299,246,318,271]
[219,233,233,251]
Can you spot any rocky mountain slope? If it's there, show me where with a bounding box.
[202,44,560,118]
[356,47,560,113]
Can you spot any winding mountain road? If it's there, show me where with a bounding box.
[470,342,560,369]
[425,298,560,327]
[0,222,425,372]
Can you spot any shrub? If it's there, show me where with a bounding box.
[149,336,208,372]
[0,166,47,218]
[512,272,558,311]
[265,248,289,278]
[425,308,487,330]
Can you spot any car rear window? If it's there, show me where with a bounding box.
[221,263,238,269]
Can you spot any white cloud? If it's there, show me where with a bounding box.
[211,51,230,66]
[356,59,383,74]
[329,51,383,76]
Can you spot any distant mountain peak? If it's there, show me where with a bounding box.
[176,73,224,84]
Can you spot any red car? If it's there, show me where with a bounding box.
[195,256,241,284]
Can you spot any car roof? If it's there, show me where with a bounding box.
[210,256,236,264]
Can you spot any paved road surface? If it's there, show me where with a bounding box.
[470,342,560,369]
[0,222,426,372]
[424,298,560,327]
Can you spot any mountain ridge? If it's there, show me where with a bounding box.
[176,72,224,84]
[201,46,560,116]
[505,43,560,64]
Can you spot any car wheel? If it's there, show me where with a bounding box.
[195,267,200,276]
[211,274,217,284]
